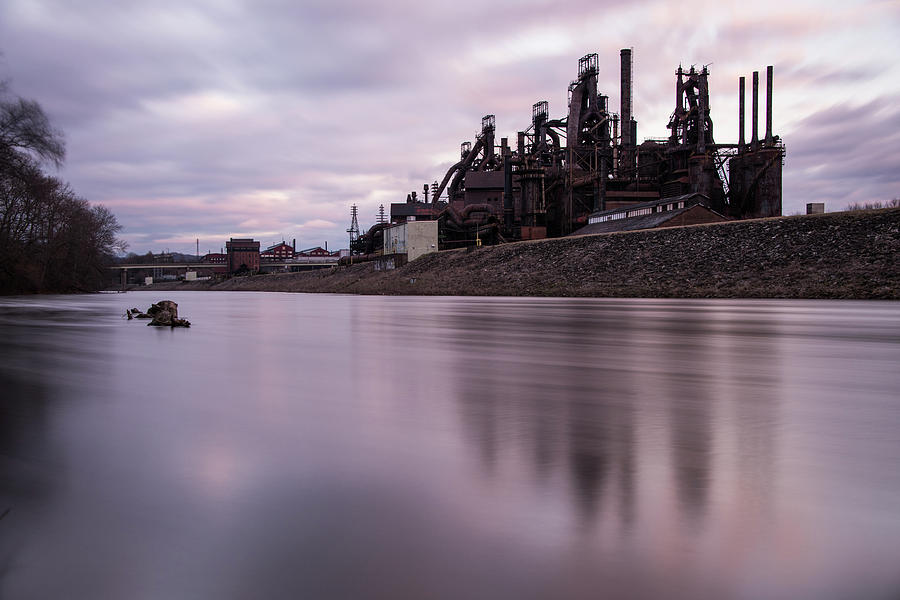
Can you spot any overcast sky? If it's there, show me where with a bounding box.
[2,0,898,254]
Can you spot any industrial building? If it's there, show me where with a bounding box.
[225,238,261,274]
[388,49,784,247]
[383,221,438,261]
[573,193,728,235]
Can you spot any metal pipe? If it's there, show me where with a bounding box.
[676,67,683,115]
[738,76,745,149]
[698,68,708,153]
[765,65,773,145]
[751,71,759,149]
[620,48,632,149]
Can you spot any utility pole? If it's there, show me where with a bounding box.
[377,204,386,224]
[347,204,360,262]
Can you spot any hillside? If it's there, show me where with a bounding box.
[148,209,900,299]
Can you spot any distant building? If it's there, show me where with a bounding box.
[296,246,331,257]
[390,201,444,224]
[383,221,439,261]
[806,203,825,215]
[199,252,228,275]
[225,238,260,274]
[261,241,295,261]
[572,193,728,235]
[201,252,226,264]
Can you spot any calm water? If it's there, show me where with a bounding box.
[1,292,899,599]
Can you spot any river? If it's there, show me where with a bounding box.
[1,291,899,599]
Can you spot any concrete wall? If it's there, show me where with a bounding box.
[383,221,438,261]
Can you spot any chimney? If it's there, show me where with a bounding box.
[751,71,759,149]
[765,65,774,145]
[292,238,296,252]
[620,48,633,149]
[738,76,745,149]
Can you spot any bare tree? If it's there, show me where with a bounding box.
[0,80,124,293]
[846,197,900,211]
[0,84,65,173]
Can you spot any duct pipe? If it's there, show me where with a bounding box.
[432,159,464,203]
[751,71,759,149]
[503,149,513,231]
[765,65,774,145]
[433,138,484,203]
[448,138,485,200]
[545,128,560,152]
[738,76,745,150]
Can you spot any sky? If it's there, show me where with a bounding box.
[1,0,898,255]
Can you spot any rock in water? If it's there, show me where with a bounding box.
[145,300,190,327]
[147,300,178,319]
[148,310,173,326]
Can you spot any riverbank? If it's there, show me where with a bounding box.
[138,208,900,298]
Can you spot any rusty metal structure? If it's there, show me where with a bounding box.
[399,49,784,245]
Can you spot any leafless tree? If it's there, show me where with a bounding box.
[0,82,65,173]
[846,197,900,211]
[0,80,124,293]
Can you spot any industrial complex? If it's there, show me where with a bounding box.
[352,48,785,256]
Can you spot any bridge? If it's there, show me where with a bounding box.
[108,257,339,289]
[109,257,339,272]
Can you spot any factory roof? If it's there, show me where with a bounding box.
[590,193,708,219]
[391,201,446,217]
[572,194,728,235]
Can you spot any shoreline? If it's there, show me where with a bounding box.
[130,208,899,299]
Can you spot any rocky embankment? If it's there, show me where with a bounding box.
[146,209,900,298]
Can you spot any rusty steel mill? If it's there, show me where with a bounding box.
[376,49,784,250]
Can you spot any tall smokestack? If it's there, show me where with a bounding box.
[738,76,745,149]
[620,48,633,149]
[765,65,774,145]
[751,70,759,149]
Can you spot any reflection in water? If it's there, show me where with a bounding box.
[1,293,899,599]
[665,318,714,523]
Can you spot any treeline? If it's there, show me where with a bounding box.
[846,198,900,211]
[0,81,124,294]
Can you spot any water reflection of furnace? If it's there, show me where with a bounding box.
[449,300,640,530]
[449,300,781,537]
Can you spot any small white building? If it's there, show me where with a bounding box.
[383,221,438,261]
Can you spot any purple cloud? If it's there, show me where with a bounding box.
[2,0,897,253]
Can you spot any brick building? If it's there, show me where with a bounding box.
[201,252,226,264]
[225,238,260,274]
[296,246,332,257]
[261,241,295,261]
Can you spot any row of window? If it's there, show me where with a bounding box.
[589,201,686,224]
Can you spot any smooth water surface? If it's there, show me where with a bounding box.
[1,292,899,599]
